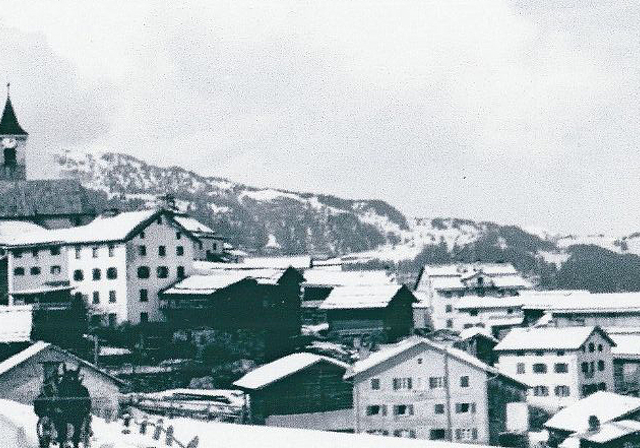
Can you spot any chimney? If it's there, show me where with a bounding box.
[588,415,600,432]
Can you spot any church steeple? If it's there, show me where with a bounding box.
[0,84,27,136]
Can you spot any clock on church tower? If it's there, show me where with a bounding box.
[0,83,28,181]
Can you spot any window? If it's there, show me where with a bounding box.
[212,242,218,251]
[92,268,102,281]
[157,266,169,279]
[90,315,102,326]
[446,319,453,328]
[589,343,595,352]
[73,269,84,281]
[598,344,604,352]
[32,249,39,258]
[50,265,61,275]
[140,231,145,239]
[91,247,98,258]
[140,312,149,323]
[393,404,414,416]
[137,266,150,279]
[599,382,606,391]
[393,378,413,390]
[92,292,100,304]
[370,378,380,390]
[50,246,60,256]
[507,308,513,314]
[417,358,423,364]
[445,304,453,313]
[434,404,445,414]
[430,377,446,389]
[139,289,148,302]
[393,429,416,439]
[108,313,117,326]
[517,351,525,357]
[554,363,569,373]
[106,267,117,279]
[366,405,384,416]
[366,430,388,436]
[582,362,589,373]
[455,429,477,441]
[533,386,549,396]
[13,249,22,258]
[535,351,544,356]
[533,363,547,374]
[177,266,185,278]
[557,350,565,356]
[138,245,147,256]
[109,290,116,303]
[176,246,184,256]
[176,232,182,240]
[455,403,475,414]
[13,267,24,276]
[516,363,525,374]
[108,245,115,257]
[430,430,446,440]
[158,246,166,257]
[75,247,81,259]
[469,309,479,317]
[598,360,605,371]
[460,376,469,387]
[555,386,570,397]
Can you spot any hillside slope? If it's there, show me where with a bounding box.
[55,149,640,292]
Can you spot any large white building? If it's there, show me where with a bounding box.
[346,336,528,445]
[1,208,213,325]
[414,263,532,331]
[494,326,616,412]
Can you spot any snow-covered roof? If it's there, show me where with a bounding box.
[10,285,74,295]
[610,334,640,359]
[0,341,126,386]
[423,263,519,278]
[574,420,640,443]
[173,215,216,236]
[302,269,396,288]
[545,392,640,433]
[419,263,531,292]
[345,336,526,387]
[242,255,312,269]
[234,353,349,390]
[3,209,159,246]
[458,327,499,343]
[455,296,526,310]
[545,292,640,313]
[319,285,411,310]
[494,326,613,352]
[0,220,45,240]
[163,272,250,295]
[0,305,31,343]
[99,346,133,356]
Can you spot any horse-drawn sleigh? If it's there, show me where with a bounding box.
[34,364,93,448]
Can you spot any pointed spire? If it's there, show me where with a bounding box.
[0,84,27,135]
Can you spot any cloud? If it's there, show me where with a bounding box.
[2,0,639,233]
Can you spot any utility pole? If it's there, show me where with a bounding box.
[444,348,453,441]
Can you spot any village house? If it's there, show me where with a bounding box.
[0,341,126,417]
[234,352,353,430]
[452,327,499,366]
[414,263,532,331]
[544,391,640,447]
[319,285,417,342]
[454,295,526,337]
[345,336,528,445]
[604,328,640,396]
[522,292,640,329]
[494,326,616,412]
[300,269,397,325]
[0,208,218,325]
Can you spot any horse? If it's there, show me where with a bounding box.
[49,365,92,448]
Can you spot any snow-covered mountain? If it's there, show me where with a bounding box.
[54,149,640,292]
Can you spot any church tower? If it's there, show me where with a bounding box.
[0,84,28,181]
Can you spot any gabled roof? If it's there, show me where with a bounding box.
[344,336,527,388]
[319,285,415,310]
[163,272,251,295]
[458,327,499,343]
[303,269,396,288]
[494,326,615,352]
[574,420,640,444]
[610,334,640,359]
[173,215,218,238]
[0,341,126,387]
[545,391,640,433]
[233,353,349,390]
[3,208,200,247]
[415,263,532,292]
[0,95,27,135]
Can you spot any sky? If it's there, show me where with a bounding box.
[1,0,639,235]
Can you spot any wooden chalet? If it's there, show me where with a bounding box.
[233,352,353,428]
[319,284,417,341]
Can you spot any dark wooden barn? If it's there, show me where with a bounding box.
[233,352,353,427]
[319,284,417,342]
